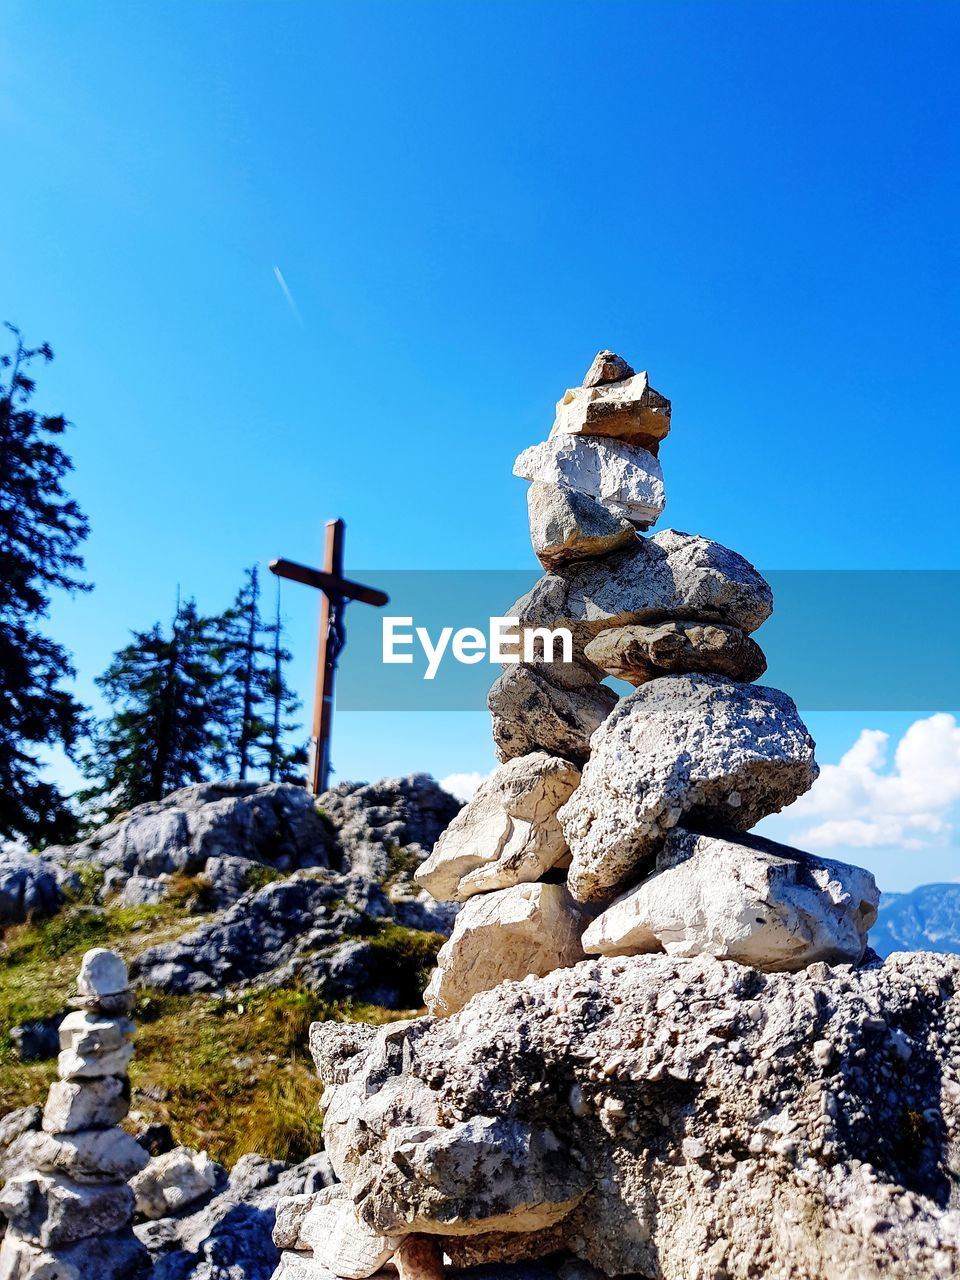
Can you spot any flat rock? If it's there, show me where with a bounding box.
[558,675,818,902]
[57,1011,135,1057]
[311,951,960,1279]
[0,1227,149,1279]
[580,350,635,387]
[487,663,618,765]
[507,530,773,664]
[298,1195,400,1279]
[42,1077,129,1134]
[415,753,580,902]
[513,436,665,529]
[423,883,587,1017]
[18,1127,148,1183]
[583,619,767,686]
[582,827,880,970]
[0,1171,134,1248]
[527,483,637,571]
[130,1146,219,1219]
[57,1041,134,1081]
[550,369,671,453]
[76,949,129,999]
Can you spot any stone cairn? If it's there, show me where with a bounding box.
[0,948,149,1280]
[272,354,883,1279]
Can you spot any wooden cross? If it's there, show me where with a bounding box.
[270,519,389,796]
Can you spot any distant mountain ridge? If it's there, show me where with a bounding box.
[871,882,960,957]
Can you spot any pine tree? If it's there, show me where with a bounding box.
[0,325,90,845]
[82,599,232,816]
[220,568,304,783]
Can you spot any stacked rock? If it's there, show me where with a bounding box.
[416,351,879,1014]
[271,354,884,1280]
[0,949,149,1280]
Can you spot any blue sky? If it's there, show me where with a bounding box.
[3,1,958,891]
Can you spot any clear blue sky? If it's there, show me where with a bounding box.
[3,1,958,890]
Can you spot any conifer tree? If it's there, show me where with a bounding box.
[82,599,232,816]
[220,567,304,783]
[0,326,90,845]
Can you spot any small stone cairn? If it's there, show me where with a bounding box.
[0,949,149,1280]
[272,353,882,1279]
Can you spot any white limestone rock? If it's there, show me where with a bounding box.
[298,1193,401,1279]
[527,483,638,571]
[0,1171,134,1248]
[76,949,129,999]
[508,530,774,667]
[513,436,665,529]
[487,662,618,765]
[415,753,580,903]
[129,1145,219,1219]
[42,1077,128,1135]
[423,883,587,1018]
[18,1128,148,1184]
[558,674,819,902]
[582,827,880,970]
[550,369,671,453]
[57,1042,134,1082]
[57,1012,134,1058]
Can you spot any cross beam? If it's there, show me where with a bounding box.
[269,519,389,796]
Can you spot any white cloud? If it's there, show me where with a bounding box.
[784,714,960,850]
[438,770,491,803]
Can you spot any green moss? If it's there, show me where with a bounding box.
[244,864,283,893]
[364,921,445,1006]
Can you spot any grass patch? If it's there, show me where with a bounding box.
[0,900,418,1166]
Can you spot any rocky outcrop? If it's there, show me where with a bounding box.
[0,949,150,1279]
[306,951,959,1279]
[130,870,449,1003]
[0,849,79,928]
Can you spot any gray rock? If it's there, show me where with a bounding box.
[580,350,635,388]
[558,674,818,902]
[314,776,462,880]
[582,827,880,970]
[513,436,665,529]
[527,484,637,571]
[42,1077,129,1134]
[130,870,447,1003]
[139,1152,334,1280]
[119,875,171,908]
[200,855,261,910]
[0,850,70,928]
[583,619,767,686]
[16,1127,148,1183]
[487,663,618,765]
[57,1041,134,1081]
[46,781,338,881]
[76,948,129,998]
[58,1010,134,1056]
[0,1107,41,1152]
[9,1017,63,1064]
[312,951,960,1279]
[130,1147,219,1220]
[0,1171,135,1247]
[0,1227,150,1278]
[508,529,774,661]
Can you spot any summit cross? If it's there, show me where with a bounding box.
[270,519,389,795]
